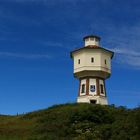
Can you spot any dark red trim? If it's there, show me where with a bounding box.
[103,80,107,97]
[96,78,100,96]
[79,76,105,80]
[86,78,89,95]
[78,80,81,96]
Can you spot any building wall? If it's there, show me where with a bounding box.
[101,52,111,72]
[77,95,108,105]
[78,78,107,104]
[80,78,97,96]
[79,78,106,96]
[73,49,111,75]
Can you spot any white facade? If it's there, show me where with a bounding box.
[73,49,112,78]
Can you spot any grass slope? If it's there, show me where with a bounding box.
[0,103,140,140]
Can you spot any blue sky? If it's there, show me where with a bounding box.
[0,0,140,115]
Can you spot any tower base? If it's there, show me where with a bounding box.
[77,96,108,105]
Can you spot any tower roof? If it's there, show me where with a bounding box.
[70,46,114,59]
[83,35,101,41]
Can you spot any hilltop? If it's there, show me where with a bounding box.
[0,103,140,140]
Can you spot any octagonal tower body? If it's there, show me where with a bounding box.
[71,35,114,105]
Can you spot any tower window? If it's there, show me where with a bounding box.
[100,84,104,94]
[85,38,89,41]
[95,38,98,42]
[90,38,94,41]
[78,59,80,64]
[105,59,107,65]
[81,84,85,93]
[91,57,94,63]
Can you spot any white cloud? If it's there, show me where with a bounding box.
[109,48,140,67]
[118,55,140,67]
[111,48,140,57]
[98,22,140,69]
[0,52,51,59]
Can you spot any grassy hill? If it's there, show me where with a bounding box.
[0,103,140,140]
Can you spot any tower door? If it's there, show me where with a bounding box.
[90,100,97,104]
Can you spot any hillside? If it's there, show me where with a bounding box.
[0,103,140,140]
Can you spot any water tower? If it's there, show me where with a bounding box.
[70,35,114,105]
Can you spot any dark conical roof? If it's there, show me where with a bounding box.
[83,35,101,41]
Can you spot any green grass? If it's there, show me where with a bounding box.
[0,103,140,140]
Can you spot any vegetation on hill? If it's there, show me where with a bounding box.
[0,103,140,140]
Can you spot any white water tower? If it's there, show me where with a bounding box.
[71,35,114,105]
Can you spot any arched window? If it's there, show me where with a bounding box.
[100,84,104,94]
[81,84,85,93]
